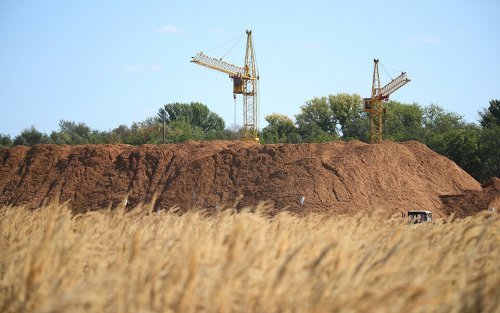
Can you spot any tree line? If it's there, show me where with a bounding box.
[1,98,499,183]
[0,102,242,148]
[259,95,499,183]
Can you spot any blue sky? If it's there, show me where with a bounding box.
[1,0,499,138]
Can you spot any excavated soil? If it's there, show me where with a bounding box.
[440,177,500,218]
[0,140,498,218]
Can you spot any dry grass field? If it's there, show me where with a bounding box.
[1,201,499,313]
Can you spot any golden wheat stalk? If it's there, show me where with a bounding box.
[0,203,499,313]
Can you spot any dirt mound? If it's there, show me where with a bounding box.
[440,177,500,218]
[0,140,494,218]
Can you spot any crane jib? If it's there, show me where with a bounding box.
[379,72,410,97]
[191,53,246,77]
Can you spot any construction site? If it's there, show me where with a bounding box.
[1,28,500,313]
[10,32,500,215]
[0,140,498,218]
[0,30,499,218]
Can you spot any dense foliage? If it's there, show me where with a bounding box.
[1,99,498,182]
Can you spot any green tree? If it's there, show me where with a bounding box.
[297,122,337,143]
[49,131,72,145]
[158,102,225,132]
[478,99,500,128]
[163,118,204,144]
[0,134,13,148]
[423,104,468,152]
[202,130,226,141]
[58,120,92,144]
[438,127,482,181]
[13,126,51,146]
[260,113,301,144]
[219,125,244,141]
[120,122,158,145]
[342,113,371,142]
[118,117,162,145]
[478,125,500,181]
[328,93,363,139]
[383,101,425,142]
[424,104,466,133]
[296,93,367,142]
[295,97,337,136]
[88,130,110,144]
[109,124,133,144]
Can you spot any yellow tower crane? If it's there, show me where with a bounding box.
[363,59,411,143]
[191,30,259,142]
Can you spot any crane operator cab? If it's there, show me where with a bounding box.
[407,210,432,224]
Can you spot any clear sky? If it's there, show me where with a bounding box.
[1,0,499,138]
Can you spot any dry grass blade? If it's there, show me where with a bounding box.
[1,203,499,313]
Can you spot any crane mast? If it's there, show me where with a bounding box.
[243,31,258,141]
[363,59,410,143]
[191,30,259,142]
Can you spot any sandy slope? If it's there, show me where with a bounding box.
[1,140,497,217]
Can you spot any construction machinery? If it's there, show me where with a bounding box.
[364,59,411,143]
[191,30,259,142]
[407,210,433,224]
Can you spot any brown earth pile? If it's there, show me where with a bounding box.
[0,140,496,218]
[440,177,500,218]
